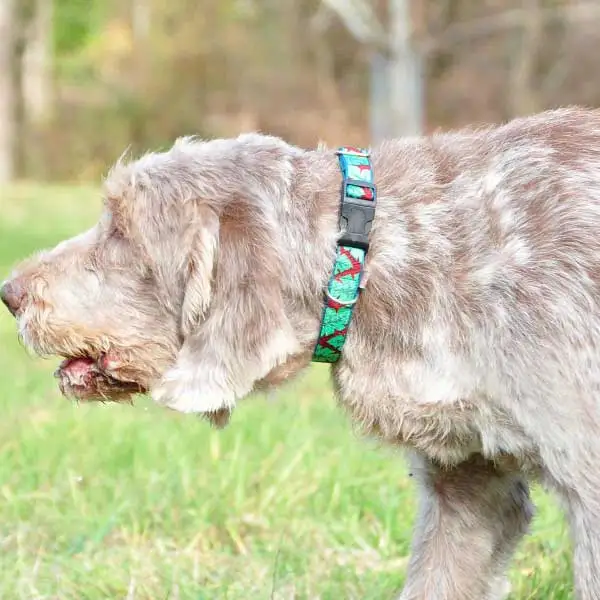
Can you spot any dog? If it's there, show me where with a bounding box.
[4,106,600,599]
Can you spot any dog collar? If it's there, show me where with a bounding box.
[312,146,377,363]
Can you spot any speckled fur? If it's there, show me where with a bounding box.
[5,107,600,598]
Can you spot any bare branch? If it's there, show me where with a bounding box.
[310,3,334,34]
[320,0,387,50]
[422,2,600,54]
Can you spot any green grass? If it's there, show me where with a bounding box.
[0,184,574,599]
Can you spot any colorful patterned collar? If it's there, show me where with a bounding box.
[312,147,377,363]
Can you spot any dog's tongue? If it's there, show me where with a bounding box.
[56,357,97,387]
[55,355,144,401]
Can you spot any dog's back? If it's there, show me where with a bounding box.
[333,108,600,598]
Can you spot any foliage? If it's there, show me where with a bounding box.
[14,0,597,180]
[53,0,103,55]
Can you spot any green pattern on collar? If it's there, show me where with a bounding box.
[312,147,376,363]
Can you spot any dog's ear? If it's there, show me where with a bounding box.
[151,210,302,420]
[104,162,219,323]
[179,205,219,336]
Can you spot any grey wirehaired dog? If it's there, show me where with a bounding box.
[3,107,600,599]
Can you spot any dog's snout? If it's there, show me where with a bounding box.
[0,279,25,316]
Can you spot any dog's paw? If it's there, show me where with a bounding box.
[151,362,236,415]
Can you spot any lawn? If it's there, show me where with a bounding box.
[0,184,574,599]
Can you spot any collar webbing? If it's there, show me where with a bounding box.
[312,146,377,363]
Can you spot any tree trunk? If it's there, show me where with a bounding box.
[369,51,390,144]
[22,0,53,124]
[0,0,15,183]
[131,0,150,42]
[387,0,423,136]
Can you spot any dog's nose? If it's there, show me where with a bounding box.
[0,279,25,316]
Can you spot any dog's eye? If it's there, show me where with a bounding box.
[109,224,124,241]
[141,268,154,284]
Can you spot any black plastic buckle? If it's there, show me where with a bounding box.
[338,179,377,251]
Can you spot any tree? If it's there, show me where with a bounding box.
[388,0,423,137]
[0,0,16,182]
[320,0,423,142]
[22,0,53,123]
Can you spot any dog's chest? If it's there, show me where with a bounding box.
[333,353,534,467]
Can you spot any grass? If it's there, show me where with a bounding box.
[0,184,574,599]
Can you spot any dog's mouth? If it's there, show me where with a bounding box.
[55,355,146,402]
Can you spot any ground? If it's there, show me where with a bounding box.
[0,184,573,599]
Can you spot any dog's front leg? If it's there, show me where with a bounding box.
[399,453,534,600]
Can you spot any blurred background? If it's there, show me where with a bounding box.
[0,0,595,598]
[3,0,600,184]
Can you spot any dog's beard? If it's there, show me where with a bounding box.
[17,318,150,403]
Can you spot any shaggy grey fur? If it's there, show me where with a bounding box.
[4,107,600,598]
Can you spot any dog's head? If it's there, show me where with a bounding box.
[2,135,326,423]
